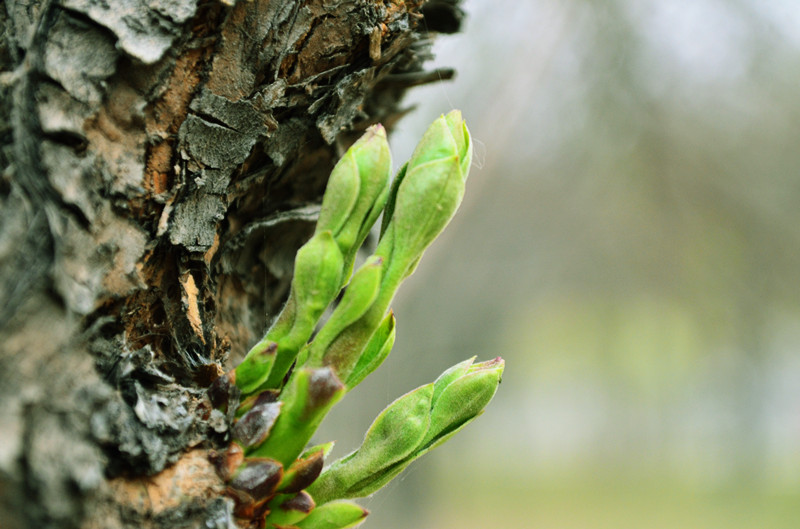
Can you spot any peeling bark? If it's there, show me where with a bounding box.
[0,1,464,527]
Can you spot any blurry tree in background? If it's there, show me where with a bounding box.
[320,1,800,528]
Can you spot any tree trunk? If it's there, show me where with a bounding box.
[0,1,464,527]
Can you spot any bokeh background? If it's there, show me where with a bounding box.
[318,1,800,528]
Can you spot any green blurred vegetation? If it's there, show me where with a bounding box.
[431,471,800,529]
[316,0,800,527]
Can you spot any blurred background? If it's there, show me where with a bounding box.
[318,1,800,527]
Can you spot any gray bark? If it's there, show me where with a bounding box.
[0,1,463,527]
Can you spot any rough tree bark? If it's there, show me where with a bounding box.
[0,1,465,527]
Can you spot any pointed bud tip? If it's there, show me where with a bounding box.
[230,458,284,501]
[357,124,387,146]
[308,367,346,406]
[367,123,386,136]
[281,491,315,514]
[232,400,282,448]
[470,356,505,378]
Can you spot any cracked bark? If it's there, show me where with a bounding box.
[0,1,465,527]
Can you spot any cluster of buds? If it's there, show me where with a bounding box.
[209,112,504,529]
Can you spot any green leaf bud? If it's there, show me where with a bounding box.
[295,500,368,529]
[308,357,503,504]
[420,357,504,449]
[234,341,278,395]
[406,114,459,167]
[249,367,345,467]
[310,287,398,388]
[262,232,345,389]
[307,384,433,504]
[316,124,391,277]
[305,255,385,369]
[289,231,345,338]
[430,356,476,409]
[443,109,473,175]
[235,230,345,394]
[344,311,395,391]
[316,153,360,240]
[384,158,463,272]
[376,111,472,276]
[314,114,471,383]
[395,360,505,462]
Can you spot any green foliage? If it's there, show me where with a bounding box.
[211,113,503,529]
[307,357,504,504]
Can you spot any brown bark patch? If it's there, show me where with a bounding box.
[109,449,223,515]
[181,272,205,343]
[145,47,208,195]
[288,14,358,84]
